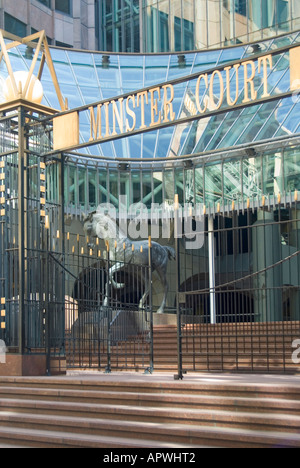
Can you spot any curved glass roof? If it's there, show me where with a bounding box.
[1,31,300,160]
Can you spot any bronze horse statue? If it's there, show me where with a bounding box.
[83,212,175,314]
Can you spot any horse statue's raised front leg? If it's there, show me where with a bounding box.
[156,267,169,314]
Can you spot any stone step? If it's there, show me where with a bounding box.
[1,376,300,400]
[0,375,300,448]
[0,425,199,448]
[1,387,300,414]
[0,396,300,433]
[0,411,299,448]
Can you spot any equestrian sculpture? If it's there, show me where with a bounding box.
[83,211,175,314]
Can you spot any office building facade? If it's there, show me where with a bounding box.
[0,8,299,375]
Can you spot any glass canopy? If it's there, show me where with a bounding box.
[0,30,300,161]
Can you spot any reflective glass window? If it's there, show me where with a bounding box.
[223,158,242,204]
[142,171,153,209]
[194,166,203,204]
[175,169,184,205]
[242,155,262,201]
[37,0,51,8]
[109,170,119,207]
[55,0,71,15]
[88,169,97,208]
[98,169,108,204]
[284,148,300,193]
[132,170,142,204]
[204,162,222,206]
[262,151,284,196]
[4,13,26,37]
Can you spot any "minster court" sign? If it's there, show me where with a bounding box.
[52,45,300,153]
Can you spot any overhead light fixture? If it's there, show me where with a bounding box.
[178,54,186,68]
[102,55,110,69]
[184,159,193,168]
[245,148,257,157]
[249,44,261,54]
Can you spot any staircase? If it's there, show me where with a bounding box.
[153,323,300,373]
[65,322,300,373]
[0,375,300,447]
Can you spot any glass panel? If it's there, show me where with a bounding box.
[194,166,204,204]
[109,169,119,207]
[67,166,77,206]
[284,147,300,193]
[204,162,222,206]
[185,168,194,204]
[159,1,170,52]
[242,155,262,200]
[262,151,284,196]
[88,169,97,208]
[98,169,108,204]
[153,171,163,204]
[163,170,175,204]
[78,167,87,207]
[142,171,153,209]
[131,170,142,204]
[175,169,184,205]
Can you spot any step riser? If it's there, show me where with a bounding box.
[0,378,300,400]
[0,419,298,448]
[1,392,299,415]
[0,403,298,434]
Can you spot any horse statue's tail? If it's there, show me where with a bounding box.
[164,246,176,260]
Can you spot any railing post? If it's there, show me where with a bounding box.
[148,236,154,373]
[174,194,183,380]
[18,106,26,356]
[208,216,217,325]
[105,241,111,373]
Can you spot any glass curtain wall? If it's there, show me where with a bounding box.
[97,0,300,53]
[97,0,140,52]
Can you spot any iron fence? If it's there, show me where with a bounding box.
[176,206,300,376]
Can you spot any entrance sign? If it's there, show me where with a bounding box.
[51,44,300,153]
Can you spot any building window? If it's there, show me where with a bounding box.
[4,13,26,37]
[55,0,71,15]
[37,0,51,8]
[55,40,72,48]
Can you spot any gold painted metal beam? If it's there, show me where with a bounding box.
[0,29,67,111]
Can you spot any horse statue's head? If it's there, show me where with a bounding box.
[83,210,119,242]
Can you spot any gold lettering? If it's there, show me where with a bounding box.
[126,95,136,132]
[258,54,273,98]
[209,70,224,110]
[149,87,162,127]
[196,74,208,114]
[111,98,124,136]
[104,101,110,137]
[137,91,149,129]
[225,64,240,106]
[243,60,257,103]
[162,84,175,122]
[290,46,300,91]
[89,104,102,141]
